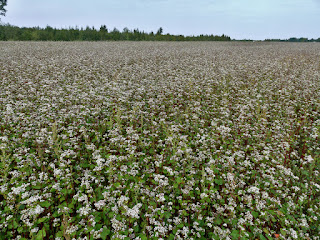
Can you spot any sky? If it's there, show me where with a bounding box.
[2,0,320,40]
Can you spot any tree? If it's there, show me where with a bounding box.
[0,0,7,18]
[156,27,163,35]
[100,25,108,32]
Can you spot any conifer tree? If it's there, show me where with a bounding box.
[0,0,7,18]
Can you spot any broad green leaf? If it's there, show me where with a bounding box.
[280,229,287,236]
[35,228,46,240]
[263,228,270,234]
[138,234,148,240]
[168,234,175,240]
[231,230,240,238]
[40,201,51,208]
[38,217,48,223]
[100,228,110,240]
[18,204,26,210]
[214,178,223,185]
[252,211,259,218]
[33,184,42,190]
[259,234,267,240]
[215,218,223,225]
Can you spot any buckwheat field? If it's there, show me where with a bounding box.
[0,42,319,240]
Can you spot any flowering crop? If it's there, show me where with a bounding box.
[0,41,319,239]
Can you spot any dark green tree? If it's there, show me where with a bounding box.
[0,0,7,18]
[100,25,108,32]
[156,27,163,35]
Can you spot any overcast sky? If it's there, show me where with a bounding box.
[2,0,320,40]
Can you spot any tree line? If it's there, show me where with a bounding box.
[0,24,231,41]
[265,37,320,42]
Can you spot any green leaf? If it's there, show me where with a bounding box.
[215,218,223,225]
[100,228,110,240]
[40,201,51,208]
[266,235,274,240]
[177,223,184,229]
[33,184,42,190]
[231,230,240,238]
[252,211,259,218]
[38,217,48,223]
[214,178,223,185]
[68,203,75,210]
[259,234,267,240]
[138,234,148,240]
[95,215,102,222]
[280,229,287,236]
[164,211,171,219]
[35,228,46,240]
[176,177,183,184]
[18,204,26,210]
[263,228,270,234]
[168,234,175,240]
[133,225,139,232]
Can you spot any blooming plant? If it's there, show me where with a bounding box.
[0,41,319,239]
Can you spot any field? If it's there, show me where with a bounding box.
[0,41,319,240]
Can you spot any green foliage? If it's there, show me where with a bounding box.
[0,24,232,41]
[0,0,7,17]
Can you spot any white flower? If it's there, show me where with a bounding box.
[6,104,14,114]
[125,203,142,219]
[52,183,61,191]
[94,200,106,210]
[31,227,39,233]
[0,185,7,193]
[66,225,78,234]
[21,195,42,205]
[78,194,88,203]
[53,168,63,177]
[305,155,313,164]
[289,228,298,239]
[118,195,129,207]
[156,193,166,202]
[200,193,208,199]
[0,136,8,142]
[77,205,91,216]
[244,211,253,222]
[86,143,96,150]
[111,217,125,232]
[12,185,25,195]
[217,125,231,136]
[31,205,45,216]
[181,226,189,237]
[247,186,260,194]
